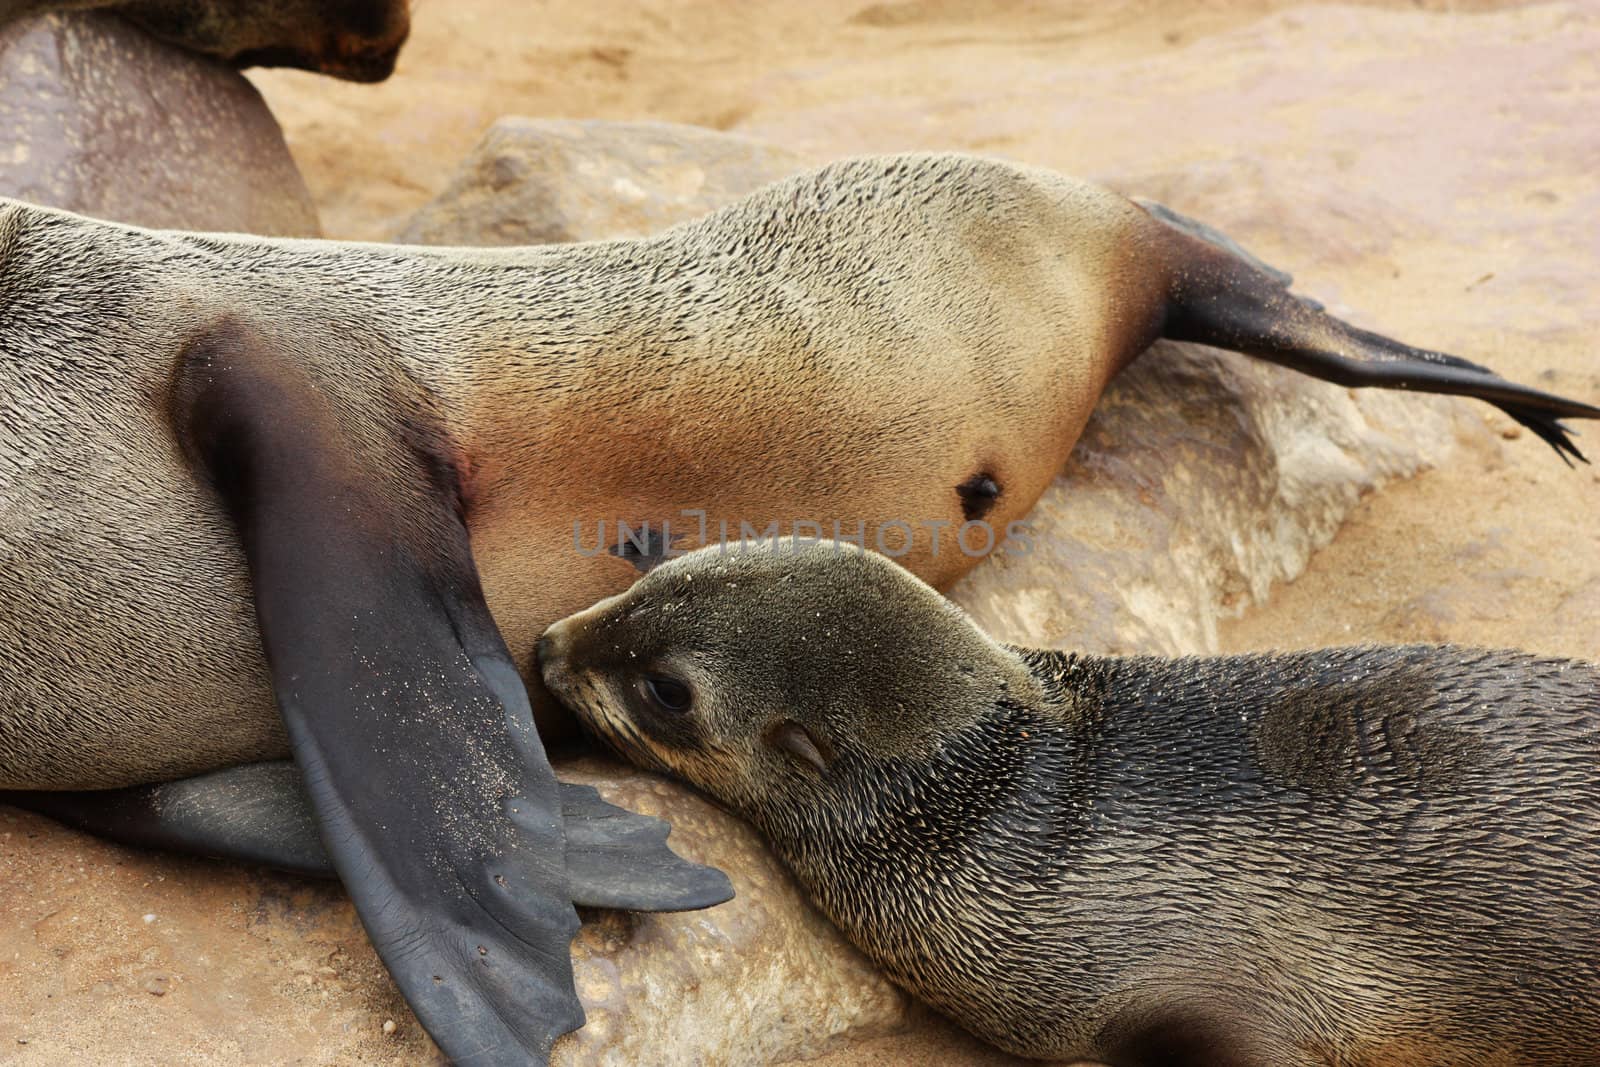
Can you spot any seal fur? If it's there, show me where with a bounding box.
[4,153,1598,1064]
[4,153,1594,790]
[540,542,1600,1067]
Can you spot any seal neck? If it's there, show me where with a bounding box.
[1009,647,1113,728]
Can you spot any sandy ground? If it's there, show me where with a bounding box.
[3,1,1598,1064]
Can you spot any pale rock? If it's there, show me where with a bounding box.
[553,762,911,1066]
[398,117,807,246]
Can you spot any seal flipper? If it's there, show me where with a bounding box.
[0,763,332,877]
[0,770,734,912]
[1141,199,1600,464]
[172,322,580,1066]
[557,782,733,911]
[1131,197,1302,296]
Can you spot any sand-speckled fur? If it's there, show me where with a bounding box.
[541,543,1600,1067]
[0,155,1168,788]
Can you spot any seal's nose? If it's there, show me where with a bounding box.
[536,624,572,692]
[535,629,560,668]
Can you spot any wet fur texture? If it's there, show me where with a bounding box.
[1,153,1592,789]
[0,0,410,80]
[541,544,1600,1067]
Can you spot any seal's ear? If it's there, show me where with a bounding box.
[769,720,832,775]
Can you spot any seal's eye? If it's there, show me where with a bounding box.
[642,674,693,713]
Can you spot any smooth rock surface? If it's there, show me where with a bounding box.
[398,117,805,246]
[0,11,318,234]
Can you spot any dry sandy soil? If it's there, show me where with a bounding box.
[3,0,1597,1063]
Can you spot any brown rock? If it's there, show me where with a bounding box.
[398,118,806,246]
[950,338,1468,656]
[0,11,319,235]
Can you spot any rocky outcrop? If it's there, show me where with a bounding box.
[398,117,806,246]
[0,11,319,235]
[951,337,1465,655]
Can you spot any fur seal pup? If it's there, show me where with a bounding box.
[540,541,1600,1067]
[0,0,410,80]
[2,154,1596,1065]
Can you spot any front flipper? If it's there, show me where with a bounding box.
[557,782,733,911]
[1,767,734,912]
[1142,198,1600,464]
[172,321,578,1065]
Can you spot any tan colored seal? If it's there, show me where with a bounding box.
[541,540,1600,1067]
[2,153,1595,1064]
[3,152,1594,787]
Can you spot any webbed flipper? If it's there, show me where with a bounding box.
[2,767,734,912]
[2,763,330,877]
[169,319,574,1065]
[557,781,733,911]
[1139,198,1600,464]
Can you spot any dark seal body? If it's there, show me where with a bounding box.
[540,544,1600,1067]
[0,0,410,80]
[809,646,1600,1066]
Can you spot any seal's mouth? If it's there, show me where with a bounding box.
[536,623,671,774]
[534,624,593,725]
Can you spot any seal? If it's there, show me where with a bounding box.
[539,541,1600,1067]
[0,0,411,80]
[1,154,1596,1064]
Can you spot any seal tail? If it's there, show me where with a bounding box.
[1139,198,1600,465]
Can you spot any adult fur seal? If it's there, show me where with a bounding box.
[1,154,1596,1065]
[539,541,1600,1067]
[0,0,410,80]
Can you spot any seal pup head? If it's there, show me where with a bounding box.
[537,541,1043,819]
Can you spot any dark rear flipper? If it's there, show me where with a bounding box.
[1,765,732,913]
[1140,198,1600,465]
